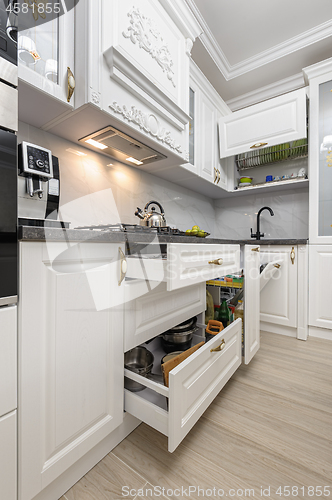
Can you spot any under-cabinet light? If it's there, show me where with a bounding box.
[126,157,143,165]
[85,139,108,149]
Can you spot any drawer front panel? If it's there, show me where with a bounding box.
[124,281,206,351]
[0,305,17,417]
[168,319,241,451]
[168,243,240,291]
[0,410,17,500]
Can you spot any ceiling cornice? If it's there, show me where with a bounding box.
[159,0,203,41]
[186,0,332,80]
[226,73,305,111]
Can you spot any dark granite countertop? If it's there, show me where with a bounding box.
[18,226,308,246]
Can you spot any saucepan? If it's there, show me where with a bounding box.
[124,346,162,392]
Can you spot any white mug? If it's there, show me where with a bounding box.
[18,35,37,65]
[45,59,58,83]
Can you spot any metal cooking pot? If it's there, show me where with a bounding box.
[161,317,198,353]
[135,200,167,227]
[124,346,154,392]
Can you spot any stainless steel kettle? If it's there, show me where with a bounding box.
[135,201,167,227]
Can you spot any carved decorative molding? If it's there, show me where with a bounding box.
[122,7,176,88]
[109,101,183,154]
[185,38,193,57]
[90,90,101,106]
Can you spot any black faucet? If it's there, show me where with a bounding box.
[251,206,274,240]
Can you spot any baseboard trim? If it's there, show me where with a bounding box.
[31,414,141,500]
[309,326,332,340]
[260,322,297,337]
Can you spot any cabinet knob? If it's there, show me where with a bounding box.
[250,142,268,149]
[251,247,260,252]
[210,339,225,353]
[208,258,223,265]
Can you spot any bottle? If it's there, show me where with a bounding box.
[218,299,230,328]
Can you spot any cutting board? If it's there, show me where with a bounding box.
[162,342,205,387]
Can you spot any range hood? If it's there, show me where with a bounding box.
[79,126,167,166]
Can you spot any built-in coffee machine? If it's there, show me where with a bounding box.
[18,141,66,227]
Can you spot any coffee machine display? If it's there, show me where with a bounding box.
[18,141,67,227]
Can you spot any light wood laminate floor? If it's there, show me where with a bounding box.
[61,333,332,500]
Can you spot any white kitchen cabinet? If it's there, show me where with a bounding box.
[126,243,240,291]
[304,59,332,244]
[0,305,17,418]
[124,244,260,452]
[18,242,125,500]
[18,9,75,127]
[0,410,17,500]
[218,88,307,159]
[308,245,332,331]
[124,281,206,352]
[260,245,308,339]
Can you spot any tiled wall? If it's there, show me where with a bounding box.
[18,122,309,239]
[214,188,309,239]
[18,122,216,234]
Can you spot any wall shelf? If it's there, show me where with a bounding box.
[231,177,309,196]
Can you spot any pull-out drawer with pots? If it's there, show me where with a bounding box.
[124,280,206,352]
[126,243,240,291]
[124,319,242,452]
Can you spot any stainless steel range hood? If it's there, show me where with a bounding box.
[79,126,167,166]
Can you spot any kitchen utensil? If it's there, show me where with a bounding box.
[161,316,198,353]
[238,182,252,187]
[135,200,167,227]
[240,176,253,183]
[161,342,204,387]
[205,320,223,341]
[124,346,154,392]
[161,351,183,364]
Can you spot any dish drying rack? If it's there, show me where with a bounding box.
[236,140,308,171]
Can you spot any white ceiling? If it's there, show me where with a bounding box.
[187,0,332,108]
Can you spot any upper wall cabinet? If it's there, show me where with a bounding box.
[18,7,75,127]
[218,88,307,159]
[304,58,332,244]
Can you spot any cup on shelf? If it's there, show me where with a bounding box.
[266,175,273,182]
[18,35,37,65]
[45,59,58,83]
[273,176,281,181]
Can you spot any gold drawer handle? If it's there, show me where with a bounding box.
[118,247,127,286]
[250,142,268,149]
[208,258,223,265]
[251,247,260,252]
[290,246,295,265]
[211,339,225,353]
[274,263,281,269]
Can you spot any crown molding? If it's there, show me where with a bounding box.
[159,0,203,41]
[303,56,332,84]
[186,0,332,80]
[226,73,305,111]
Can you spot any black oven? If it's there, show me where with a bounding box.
[0,129,17,305]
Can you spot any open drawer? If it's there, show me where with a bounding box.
[126,243,240,291]
[124,319,242,452]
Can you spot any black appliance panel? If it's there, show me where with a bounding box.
[0,233,17,299]
[0,0,17,65]
[0,128,17,233]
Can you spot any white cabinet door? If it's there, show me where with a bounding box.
[18,242,124,500]
[309,245,332,329]
[244,245,260,364]
[0,410,17,500]
[0,305,17,418]
[260,246,298,328]
[18,9,75,105]
[200,91,217,183]
[218,88,307,158]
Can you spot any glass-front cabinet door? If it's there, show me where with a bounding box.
[318,80,332,239]
[18,4,74,106]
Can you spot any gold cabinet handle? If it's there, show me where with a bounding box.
[290,246,295,265]
[274,263,281,268]
[118,247,127,286]
[250,142,268,149]
[67,67,76,103]
[211,339,225,353]
[208,258,223,265]
[217,169,221,184]
[251,247,260,252]
[214,167,218,183]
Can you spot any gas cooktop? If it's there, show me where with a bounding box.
[74,223,187,236]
